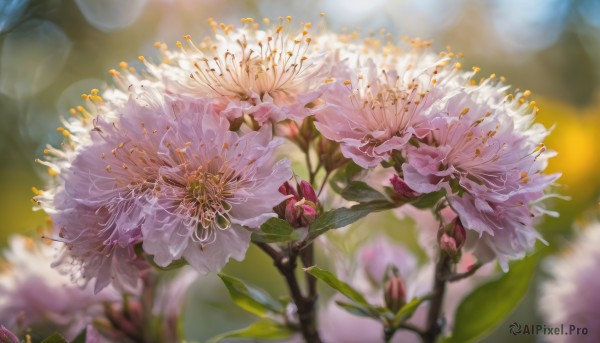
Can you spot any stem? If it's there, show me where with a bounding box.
[317,170,331,197]
[423,251,451,343]
[255,242,322,343]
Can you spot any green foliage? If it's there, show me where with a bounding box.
[251,218,301,243]
[339,180,390,203]
[206,320,295,343]
[218,274,284,318]
[393,297,430,326]
[305,266,370,307]
[308,200,395,239]
[444,256,539,343]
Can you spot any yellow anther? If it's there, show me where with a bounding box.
[523,90,531,98]
[263,18,270,25]
[43,149,50,154]
[153,41,161,48]
[320,12,326,17]
[119,61,128,69]
[76,106,84,112]
[286,16,292,22]
[91,88,99,95]
[460,107,470,115]
[81,94,89,100]
[108,69,119,76]
[48,168,58,176]
[343,80,352,85]
[454,62,462,69]
[138,56,145,62]
[69,108,77,115]
[472,66,481,72]
[32,187,44,195]
[176,41,182,48]
[490,73,496,79]
[183,35,192,40]
[276,26,283,33]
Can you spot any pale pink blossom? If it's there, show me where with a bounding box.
[401,84,560,269]
[314,47,465,168]
[45,85,291,292]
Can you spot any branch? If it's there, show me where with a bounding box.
[423,251,451,343]
[444,262,483,283]
[254,242,322,343]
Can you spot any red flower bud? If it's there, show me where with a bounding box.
[390,174,419,199]
[298,180,318,203]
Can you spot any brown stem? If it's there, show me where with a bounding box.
[444,262,482,282]
[255,242,322,343]
[423,251,451,343]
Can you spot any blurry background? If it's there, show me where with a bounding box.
[0,0,599,342]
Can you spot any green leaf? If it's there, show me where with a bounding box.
[251,217,301,243]
[445,256,538,343]
[340,181,389,203]
[206,320,295,343]
[40,333,68,343]
[335,300,381,319]
[393,297,430,325]
[305,266,370,307]
[410,189,446,209]
[218,274,284,317]
[308,200,394,239]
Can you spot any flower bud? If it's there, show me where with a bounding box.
[384,268,406,313]
[390,174,418,199]
[439,233,458,257]
[438,218,467,260]
[0,326,18,343]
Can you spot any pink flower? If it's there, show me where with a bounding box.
[314,49,464,168]
[47,85,291,292]
[401,85,560,270]
[539,222,600,343]
[0,236,120,340]
[133,18,328,124]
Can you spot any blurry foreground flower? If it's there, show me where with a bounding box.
[539,222,600,343]
[0,236,119,341]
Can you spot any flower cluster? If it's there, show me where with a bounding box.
[30,15,560,342]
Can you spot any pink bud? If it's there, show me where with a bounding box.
[439,233,458,257]
[384,269,406,313]
[298,203,317,226]
[0,326,18,343]
[298,180,318,203]
[390,174,418,199]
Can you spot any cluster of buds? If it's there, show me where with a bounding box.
[275,180,320,228]
[438,218,467,262]
[383,266,407,314]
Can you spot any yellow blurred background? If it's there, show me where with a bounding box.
[0,0,599,342]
